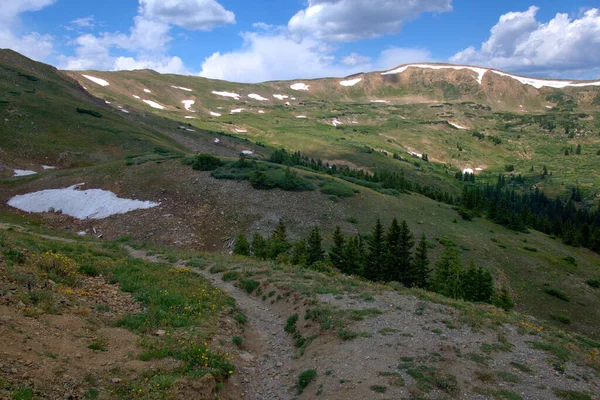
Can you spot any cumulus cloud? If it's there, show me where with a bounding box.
[0,0,56,61]
[139,0,235,31]
[451,7,600,76]
[288,0,452,42]
[61,0,234,72]
[199,31,432,82]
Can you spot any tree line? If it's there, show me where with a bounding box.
[233,219,513,310]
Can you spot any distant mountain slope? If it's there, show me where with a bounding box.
[0,49,188,175]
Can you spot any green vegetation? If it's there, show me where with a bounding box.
[298,369,317,394]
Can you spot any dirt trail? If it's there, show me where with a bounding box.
[124,247,298,400]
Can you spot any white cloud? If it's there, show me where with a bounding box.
[0,0,56,61]
[71,16,95,29]
[0,0,56,24]
[451,7,600,76]
[288,0,452,42]
[199,31,432,82]
[61,0,234,72]
[139,0,235,31]
[341,52,371,66]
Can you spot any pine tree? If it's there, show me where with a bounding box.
[398,220,415,286]
[343,235,363,275]
[384,218,402,282]
[291,239,308,265]
[493,286,515,311]
[233,234,250,256]
[365,219,386,281]
[432,245,464,299]
[268,219,291,259]
[462,260,478,302]
[413,233,430,289]
[329,226,346,271]
[478,267,494,303]
[251,233,268,260]
[306,227,325,265]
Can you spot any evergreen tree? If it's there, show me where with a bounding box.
[343,235,363,276]
[432,245,464,299]
[365,219,386,281]
[291,239,308,265]
[478,267,495,303]
[329,226,346,271]
[251,233,268,260]
[268,219,291,259]
[384,218,402,282]
[398,220,415,286]
[462,261,478,302]
[493,286,515,311]
[233,234,250,256]
[576,144,582,155]
[306,227,325,265]
[413,233,430,289]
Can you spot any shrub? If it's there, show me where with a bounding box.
[586,279,600,289]
[192,154,223,171]
[79,263,99,277]
[319,180,355,198]
[285,314,299,333]
[298,369,317,394]
[222,271,240,281]
[233,311,247,325]
[76,108,102,118]
[237,279,260,294]
[551,314,571,325]
[544,287,570,302]
[232,336,243,346]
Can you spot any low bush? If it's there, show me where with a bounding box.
[192,154,223,171]
[76,108,102,118]
[298,369,317,394]
[544,287,570,302]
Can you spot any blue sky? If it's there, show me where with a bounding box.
[1,0,599,82]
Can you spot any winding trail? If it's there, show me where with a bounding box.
[122,245,298,399]
[198,269,298,400]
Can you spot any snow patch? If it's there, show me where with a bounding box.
[13,169,37,177]
[143,100,165,109]
[181,100,195,111]
[273,94,289,100]
[133,95,141,99]
[184,116,195,119]
[248,93,268,101]
[230,108,245,114]
[214,138,220,143]
[490,70,600,89]
[143,89,151,93]
[171,85,193,92]
[462,168,474,175]
[121,109,129,113]
[332,119,342,126]
[340,78,362,87]
[82,75,109,86]
[235,129,248,133]
[41,165,56,170]
[290,83,309,91]
[258,110,265,114]
[241,150,253,155]
[291,97,296,100]
[105,101,111,104]
[370,100,388,103]
[285,102,291,106]
[448,122,467,130]
[546,106,553,109]
[296,115,307,119]
[407,151,423,158]
[475,167,484,171]
[212,91,240,99]
[382,64,488,85]
[210,112,221,117]
[7,184,159,220]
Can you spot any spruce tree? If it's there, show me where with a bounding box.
[343,235,363,276]
[432,245,464,299]
[233,234,250,256]
[251,233,268,260]
[268,219,291,259]
[384,218,402,282]
[413,233,430,289]
[291,239,308,265]
[366,219,386,281]
[478,267,494,303]
[493,286,515,311]
[306,227,325,265]
[398,220,415,286]
[329,226,346,271]
[462,261,478,302]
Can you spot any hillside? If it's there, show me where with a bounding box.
[1,50,600,399]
